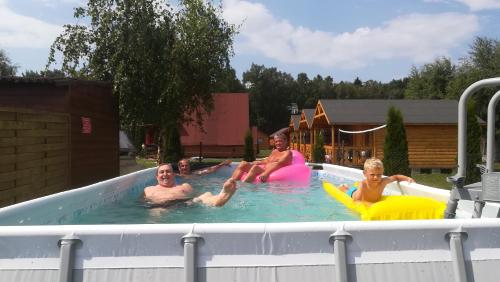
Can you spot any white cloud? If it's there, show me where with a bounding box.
[34,0,84,8]
[223,0,479,69]
[0,1,63,48]
[454,0,500,11]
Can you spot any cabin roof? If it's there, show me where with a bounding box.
[317,99,459,125]
[299,109,315,128]
[289,114,301,129]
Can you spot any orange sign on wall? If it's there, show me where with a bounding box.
[81,117,92,134]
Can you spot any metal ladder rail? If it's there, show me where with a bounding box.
[485,90,500,173]
[445,77,500,219]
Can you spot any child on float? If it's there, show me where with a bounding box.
[339,157,414,203]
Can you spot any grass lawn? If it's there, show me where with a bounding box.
[412,173,453,190]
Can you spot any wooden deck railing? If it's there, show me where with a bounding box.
[291,142,371,167]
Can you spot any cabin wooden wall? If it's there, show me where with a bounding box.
[0,107,69,208]
[373,125,457,169]
[68,84,119,188]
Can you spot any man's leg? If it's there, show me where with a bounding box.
[242,165,265,182]
[231,161,252,180]
[193,179,237,207]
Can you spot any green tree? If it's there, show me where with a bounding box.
[47,0,235,162]
[312,132,326,163]
[243,64,294,134]
[383,106,410,176]
[22,69,65,78]
[0,49,17,76]
[243,129,255,162]
[211,67,245,93]
[465,101,483,185]
[162,125,184,163]
[404,57,455,99]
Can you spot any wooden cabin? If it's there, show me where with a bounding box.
[290,99,461,172]
[288,114,301,151]
[291,109,315,161]
[0,78,117,207]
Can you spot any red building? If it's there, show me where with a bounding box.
[144,93,260,158]
[181,93,251,158]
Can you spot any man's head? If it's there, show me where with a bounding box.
[363,158,384,184]
[178,159,191,175]
[156,163,175,187]
[273,133,288,151]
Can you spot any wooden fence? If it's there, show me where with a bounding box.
[0,107,69,208]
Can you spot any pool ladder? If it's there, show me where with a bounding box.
[445,77,500,219]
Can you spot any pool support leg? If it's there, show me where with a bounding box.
[182,232,203,282]
[446,228,468,282]
[329,228,351,282]
[57,235,81,282]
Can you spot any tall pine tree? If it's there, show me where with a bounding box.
[312,132,326,163]
[383,106,411,175]
[243,129,255,162]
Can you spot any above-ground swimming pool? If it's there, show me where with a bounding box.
[72,168,360,224]
[1,164,500,282]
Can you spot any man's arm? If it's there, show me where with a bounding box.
[196,160,232,175]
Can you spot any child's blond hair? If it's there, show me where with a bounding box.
[363,158,384,172]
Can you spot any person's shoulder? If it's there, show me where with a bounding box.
[145,185,156,190]
[178,182,193,189]
[144,185,155,193]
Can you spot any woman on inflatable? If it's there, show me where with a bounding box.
[231,133,310,183]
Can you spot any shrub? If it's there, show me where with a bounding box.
[312,132,326,163]
[383,106,410,175]
[243,129,255,162]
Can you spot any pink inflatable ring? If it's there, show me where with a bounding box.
[240,150,311,183]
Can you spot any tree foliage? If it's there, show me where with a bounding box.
[162,125,184,163]
[0,49,17,76]
[22,69,65,78]
[243,64,295,134]
[383,106,410,176]
[404,57,455,99]
[47,0,235,162]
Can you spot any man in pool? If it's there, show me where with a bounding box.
[339,158,414,203]
[144,163,237,207]
[230,133,292,183]
[177,158,232,176]
[143,163,193,206]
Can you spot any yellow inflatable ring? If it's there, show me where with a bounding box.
[323,181,446,221]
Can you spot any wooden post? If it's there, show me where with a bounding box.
[331,126,335,162]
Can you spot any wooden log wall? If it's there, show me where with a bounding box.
[0,107,69,208]
[373,125,457,169]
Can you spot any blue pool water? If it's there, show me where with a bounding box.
[69,168,359,224]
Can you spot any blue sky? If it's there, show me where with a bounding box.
[1,0,500,82]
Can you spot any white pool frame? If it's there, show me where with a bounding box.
[1,164,500,282]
